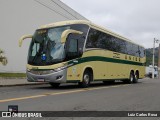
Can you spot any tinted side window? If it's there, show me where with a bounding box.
[126,43,134,56]
[103,34,115,51]
[114,38,126,53]
[126,42,132,55]
[132,44,136,56]
[86,29,101,48]
[126,42,143,57]
[86,28,126,52]
[97,33,106,49]
[139,47,145,57]
[86,28,144,57]
[136,46,141,57]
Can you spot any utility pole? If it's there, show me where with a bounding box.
[152,39,155,79]
[158,44,160,78]
[152,38,159,79]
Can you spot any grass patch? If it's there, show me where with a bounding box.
[0,73,26,78]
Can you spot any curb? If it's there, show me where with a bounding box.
[0,77,26,79]
[0,82,48,87]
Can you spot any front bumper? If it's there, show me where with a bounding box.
[27,69,67,83]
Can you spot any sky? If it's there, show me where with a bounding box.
[61,0,160,48]
[0,0,160,72]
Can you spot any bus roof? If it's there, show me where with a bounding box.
[40,20,144,48]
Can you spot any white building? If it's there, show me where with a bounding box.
[0,0,87,72]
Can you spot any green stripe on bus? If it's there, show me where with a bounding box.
[68,56,144,66]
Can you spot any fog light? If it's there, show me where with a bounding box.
[56,75,63,80]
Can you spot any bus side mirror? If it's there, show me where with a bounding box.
[19,34,33,47]
[61,29,83,43]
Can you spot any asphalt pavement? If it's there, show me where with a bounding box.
[0,78,46,87]
[0,78,160,120]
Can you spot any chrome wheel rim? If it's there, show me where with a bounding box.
[130,74,133,82]
[135,74,138,80]
[84,74,89,84]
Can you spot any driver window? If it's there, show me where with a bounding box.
[31,43,40,56]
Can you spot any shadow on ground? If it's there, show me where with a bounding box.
[30,80,142,91]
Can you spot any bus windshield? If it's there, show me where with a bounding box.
[28,24,89,66]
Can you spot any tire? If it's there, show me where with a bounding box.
[49,83,60,88]
[126,72,134,84]
[133,72,139,83]
[79,70,92,88]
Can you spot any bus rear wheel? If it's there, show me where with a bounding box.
[79,70,92,88]
[133,72,139,83]
[125,72,134,84]
[49,83,60,88]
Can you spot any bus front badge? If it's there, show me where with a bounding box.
[41,54,46,61]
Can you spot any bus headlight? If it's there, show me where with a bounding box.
[54,66,67,72]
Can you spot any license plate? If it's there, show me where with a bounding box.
[37,78,45,82]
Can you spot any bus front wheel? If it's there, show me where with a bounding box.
[79,70,92,88]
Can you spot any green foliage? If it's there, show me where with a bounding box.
[146,47,159,66]
[0,73,26,78]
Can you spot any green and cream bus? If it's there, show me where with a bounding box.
[19,20,146,88]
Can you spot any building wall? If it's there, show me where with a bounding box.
[0,0,87,72]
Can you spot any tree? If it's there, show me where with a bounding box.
[0,49,8,66]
